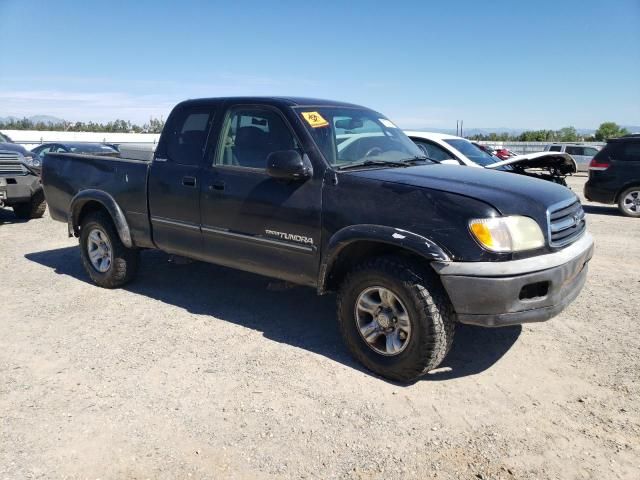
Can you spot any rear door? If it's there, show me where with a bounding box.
[199,103,322,286]
[565,146,595,171]
[148,104,216,257]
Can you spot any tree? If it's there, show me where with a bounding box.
[594,122,629,141]
[557,126,578,142]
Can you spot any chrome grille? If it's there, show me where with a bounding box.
[548,199,586,247]
[0,151,27,176]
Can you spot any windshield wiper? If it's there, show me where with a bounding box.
[399,155,433,164]
[337,159,410,170]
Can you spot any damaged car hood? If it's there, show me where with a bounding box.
[484,152,577,174]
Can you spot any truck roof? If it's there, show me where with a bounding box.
[177,96,366,109]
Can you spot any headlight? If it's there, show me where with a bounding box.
[23,155,41,168]
[469,216,544,252]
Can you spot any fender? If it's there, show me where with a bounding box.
[318,224,450,293]
[68,189,133,248]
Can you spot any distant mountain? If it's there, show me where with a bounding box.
[0,115,66,125]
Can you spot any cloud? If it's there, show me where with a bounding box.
[0,90,177,123]
[0,70,324,123]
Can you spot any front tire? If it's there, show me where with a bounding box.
[79,211,139,288]
[618,187,640,218]
[337,256,455,382]
[12,191,47,219]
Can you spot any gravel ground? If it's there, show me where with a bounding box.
[1,175,639,479]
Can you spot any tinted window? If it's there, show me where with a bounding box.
[549,145,562,152]
[34,145,54,157]
[583,147,599,157]
[217,107,298,169]
[68,144,118,153]
[166,108,214,165]
[620,142,640,161]
[565,146,584,156]
[414,140,456,162]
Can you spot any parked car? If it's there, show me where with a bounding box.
[42,96,593,382]
[406,131,576,185]
[31,142,119,159]
[0,142,46,219]
[584,134,640,217]
[494,148,519,160]
[544,144,600,172]
[471,142,496,156]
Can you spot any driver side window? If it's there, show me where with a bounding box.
[414,140,456,162]
[216,108,298,169]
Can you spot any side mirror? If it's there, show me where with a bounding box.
[266,150,313,180]
[440,159,461,166]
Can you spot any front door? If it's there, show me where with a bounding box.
[199,105,322,286]
[148,105,216,257]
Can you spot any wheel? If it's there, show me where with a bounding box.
[618,187,640,218]
[337,256,455,382]
[79,211,139,288]
[12,191,47,219]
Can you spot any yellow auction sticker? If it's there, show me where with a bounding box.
[301,111,329,128]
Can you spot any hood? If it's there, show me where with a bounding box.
[0,143,32,157]
[485,152,577,174]
[346,164,577,221]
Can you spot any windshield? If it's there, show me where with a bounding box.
[294,107,426,168]
[444,138,498,167]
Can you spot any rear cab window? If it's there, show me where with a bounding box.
[162,107,215,165]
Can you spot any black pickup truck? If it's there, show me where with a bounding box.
[42,97,594,381]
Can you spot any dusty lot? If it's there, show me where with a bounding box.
[1,175,638,479]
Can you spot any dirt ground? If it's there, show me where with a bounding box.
[1,174,638,479]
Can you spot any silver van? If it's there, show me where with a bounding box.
[545,144,600,172]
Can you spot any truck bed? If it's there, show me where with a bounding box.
[42,152,152,246]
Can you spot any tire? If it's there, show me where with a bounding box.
[12,191,47,219]
[79,210,139,288]
[337,255,455,382]
[617,187,640,218]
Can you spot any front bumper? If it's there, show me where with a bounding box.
[431,233,594,327]
[0,174,41,206]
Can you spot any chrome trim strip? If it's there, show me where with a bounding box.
[202,225,315,253]
[151,216,200,231]
[432,232,593,277]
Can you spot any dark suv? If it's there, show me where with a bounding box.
[584,134,640,217]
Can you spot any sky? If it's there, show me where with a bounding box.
[0,0,638,130]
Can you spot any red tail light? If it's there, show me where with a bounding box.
[589,158,610,171]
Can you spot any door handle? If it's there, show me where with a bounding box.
[209,181,225,191]
[182,176,197,187]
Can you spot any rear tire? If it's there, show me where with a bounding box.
[79,211,139,288]
[12,191,46,219]
[617,187,640,218]
[337,256,455,382]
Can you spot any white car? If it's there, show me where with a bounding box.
[405,131,577,186]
